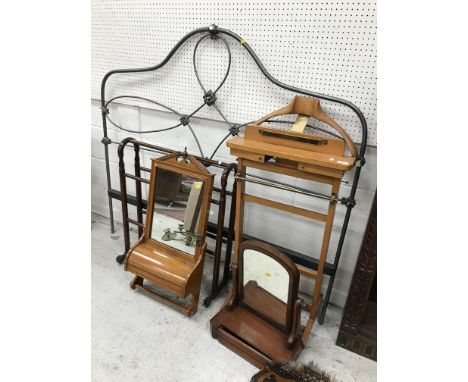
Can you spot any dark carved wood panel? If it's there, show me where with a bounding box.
[336,191,377,361]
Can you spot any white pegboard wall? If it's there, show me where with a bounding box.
[91,0,376,145]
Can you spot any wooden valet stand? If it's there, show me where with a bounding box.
[124,151,214,316]
[226,96,358,346]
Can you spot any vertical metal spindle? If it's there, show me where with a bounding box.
[115,138,133,264]
[101,108,115,234]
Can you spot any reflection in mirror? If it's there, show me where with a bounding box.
[242,249,290,326]
[150,168,204,255]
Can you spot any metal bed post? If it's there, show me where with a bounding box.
[116,138,133,264]
[100,106,115,234]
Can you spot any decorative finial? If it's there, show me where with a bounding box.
[208,24,219,39]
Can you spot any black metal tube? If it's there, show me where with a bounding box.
[236,174,338,202]
[101,110,115,233]
[115,137,133,264]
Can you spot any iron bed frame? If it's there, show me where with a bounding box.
[99,24,368,323]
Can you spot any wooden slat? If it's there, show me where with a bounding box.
[242,194,328,222]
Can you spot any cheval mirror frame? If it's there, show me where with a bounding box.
[211,240,302,368]
[124,151,214,316]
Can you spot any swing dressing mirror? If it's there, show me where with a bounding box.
[211,240,303,367]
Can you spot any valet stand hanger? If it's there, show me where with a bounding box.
[227,95,358,347]
[255,96,358,158]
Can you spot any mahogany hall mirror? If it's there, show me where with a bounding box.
[125,152,214,316]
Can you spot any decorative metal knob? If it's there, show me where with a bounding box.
[208,24,219,37]
[203,90,217,106]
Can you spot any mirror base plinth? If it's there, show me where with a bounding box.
[211,303,302,368]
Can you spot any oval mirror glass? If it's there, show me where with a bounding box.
[242,249,290,327]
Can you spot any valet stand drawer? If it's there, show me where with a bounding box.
[216,327,271,369]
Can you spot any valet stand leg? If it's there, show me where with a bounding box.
[302,178,341,346]
[222,159,246,308]
[116,141,131,264]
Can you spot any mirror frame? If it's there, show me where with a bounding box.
[144,152,214,261]
[235,240,300,334]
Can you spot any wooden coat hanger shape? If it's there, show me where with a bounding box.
[255,96,358,158]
